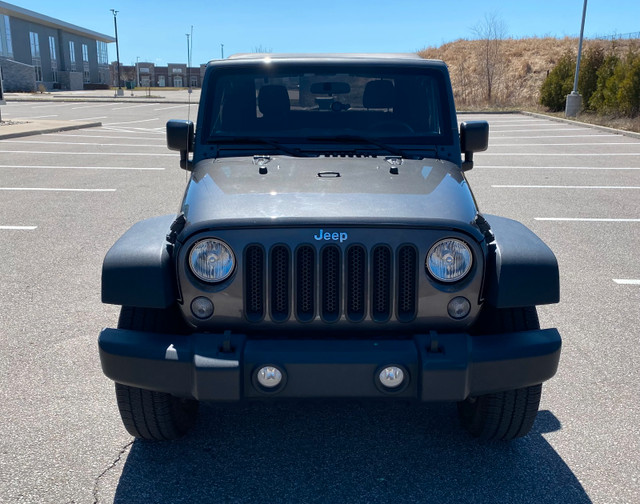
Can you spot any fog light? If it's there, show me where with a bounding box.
[257,366,283,388]
[379,366,405,389]
[447,296,471,319]
[191,297,214,319]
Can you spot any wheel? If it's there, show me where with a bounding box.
[114,306,199,440]
[457,306,543,441]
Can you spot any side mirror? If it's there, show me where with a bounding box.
[459,121,489,171]
[166,119,194,170]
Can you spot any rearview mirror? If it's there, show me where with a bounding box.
[310,82,351,95]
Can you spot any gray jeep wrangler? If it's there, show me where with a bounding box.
[99,54,561,441]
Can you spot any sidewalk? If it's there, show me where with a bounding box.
[0,88,200,139]
[3,88,201,103]
[0,119,103,140]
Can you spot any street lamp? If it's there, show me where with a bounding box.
[186,33,191,91]
[136,56,140,87]
[110,9,123,96]
[566,0,588,117]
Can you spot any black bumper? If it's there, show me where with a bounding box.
[98,329,561,401]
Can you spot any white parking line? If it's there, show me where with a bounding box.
[20,114,59,119]
[154,105,196,111]
[478,166,640,170]
[493,185,640,189]
[479,153,640,156]
[613,279,640,285]
[0,165,164,170]
[110,103,157,111]
[69,116,107,122]
[490,134,615,139]
[71,103,118,110]
[535,218,640,222]
[103,118,160,125]
[0,187,116,192]
[29,103,69,109]
[4,140,166,148]
[0,150,173,156]
[0,225,37,230]
[46,133,166,141]
[491,128,587,133]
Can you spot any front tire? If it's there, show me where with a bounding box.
[458,306,543,441]
[114,306,198,440]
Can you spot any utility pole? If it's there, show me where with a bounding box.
[186,32,191,93]
[566,0,588,117]
[110,9,123,96]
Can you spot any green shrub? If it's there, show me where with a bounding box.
[540,52,575,111]
[588,53,620,112]
[578,46,605,110]
[615,50,640,116]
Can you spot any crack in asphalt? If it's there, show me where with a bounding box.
[92,440,134,504]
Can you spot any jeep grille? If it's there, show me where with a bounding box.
[244,243,418,323]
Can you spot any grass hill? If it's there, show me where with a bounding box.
[417,36,640,111]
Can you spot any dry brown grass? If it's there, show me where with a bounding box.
[418,37,640,110]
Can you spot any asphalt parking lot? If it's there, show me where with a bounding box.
[1,99,639,503]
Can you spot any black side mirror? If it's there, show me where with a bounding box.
[460,121,489,171]
[166,120,194,170]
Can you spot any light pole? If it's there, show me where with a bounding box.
[136,56,140,87]
[110,9,123,96]
[566,0,588,117]
[186,33,190,91]
[221,43,224,60]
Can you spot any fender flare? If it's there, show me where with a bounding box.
[102,214,177,308]
[483,214,560,308]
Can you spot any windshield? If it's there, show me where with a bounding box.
[204,64,452,148]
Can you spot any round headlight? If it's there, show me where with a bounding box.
[426,239,473,283]
[189,238,235,283]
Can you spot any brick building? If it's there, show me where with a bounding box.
[110,61,206,88]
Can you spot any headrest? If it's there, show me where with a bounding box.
[258,85,291,116]
[363,80,394,109]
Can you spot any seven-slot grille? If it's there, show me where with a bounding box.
[244,243,418,323]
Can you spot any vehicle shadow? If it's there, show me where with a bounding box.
[113,401,590,503]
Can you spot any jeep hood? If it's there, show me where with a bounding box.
[179,156,480,236]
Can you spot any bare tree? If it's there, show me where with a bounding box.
[253,45,273,54]
[471,13,508,104]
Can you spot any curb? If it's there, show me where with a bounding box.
[0,121,102,140]
[520,111,640,140]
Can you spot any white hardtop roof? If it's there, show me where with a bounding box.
[227,53,423,61]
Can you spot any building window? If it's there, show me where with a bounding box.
[1,15,13,58]
[158,75,165,87]
[190,75,198,88]
[96,41,108,65]
[49,36,58,83]
[29,32,42,81]
[69,41,76,71]
[81,44,90,82]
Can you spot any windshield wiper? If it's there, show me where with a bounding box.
[306,135,423,158]
[212,137,305,157]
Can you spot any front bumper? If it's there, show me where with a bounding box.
[98,329,561,401]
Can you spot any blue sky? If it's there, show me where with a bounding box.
[11,0,640,66]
